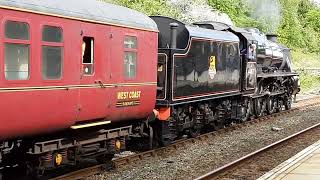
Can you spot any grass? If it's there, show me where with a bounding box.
[292,49,320,93]
[291,49,320,69]
[299,73,320,93]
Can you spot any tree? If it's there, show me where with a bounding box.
[104,0,180,17]
[305,9,320,32]
[207,0,265,31]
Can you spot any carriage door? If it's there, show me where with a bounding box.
[77,25,109,122]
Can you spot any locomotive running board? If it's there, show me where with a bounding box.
[71,120,111,129]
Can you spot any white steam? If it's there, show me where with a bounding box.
[168,0,233,25]
[244,0,281,33]
[314,0,320,5]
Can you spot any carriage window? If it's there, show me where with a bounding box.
[124,36,137,49]
[42,25,63,42]
[42,46,63,79]
[5,44,30,80]
[5,21,29,40]
[5,21,30,80]
[124,52,137,78]
[42,25,63,79]
[82,37,94,75]
[124,36,137,78]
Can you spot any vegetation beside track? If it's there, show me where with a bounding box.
[292,50,320,93]
[104,0,320,93]
[105,0,320,52]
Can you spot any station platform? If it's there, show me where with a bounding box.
[258,140,320,180]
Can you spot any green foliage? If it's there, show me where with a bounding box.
[104,0,180,17]
[277,0,305,48]
[291,49,320,69]
[305,9,320,32]
[278,0,320,53]
[297,0,314,19]
[299,73,320,92]
[102,0,320,92]
[103,0,320,56]
[207,0,266,30]
[207,0,320,52]
[291,49,320,93]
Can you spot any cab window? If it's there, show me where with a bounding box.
[42,25,63,80]
[124,36,137,78]
[4,21,30,80]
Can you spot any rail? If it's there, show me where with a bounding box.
[51,98,320,180]
[195,122,320,180]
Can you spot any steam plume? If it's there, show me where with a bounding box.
[244,0,281,33]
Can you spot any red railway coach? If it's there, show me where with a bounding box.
[0,0,158,171]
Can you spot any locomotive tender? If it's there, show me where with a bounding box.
[0,0,299,173]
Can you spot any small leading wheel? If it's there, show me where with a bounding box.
[274,98,282,113]
[266,97,276,115]
[189,126,201,138]
[284,96,293,110]
[212,121,224,131]
[254,98,263,118]
[240,99,251,122]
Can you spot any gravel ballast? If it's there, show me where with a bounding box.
[221,126,320,179]
[89,98,320,180]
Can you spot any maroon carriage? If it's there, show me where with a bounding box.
[0,0,158,170]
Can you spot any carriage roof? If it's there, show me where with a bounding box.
[0,0,158,31]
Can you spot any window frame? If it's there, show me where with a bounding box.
[3,18,31,82]
[156,53,168,100]
[81,36,95,76]
[124,35,138,79]
[41,24,64,81]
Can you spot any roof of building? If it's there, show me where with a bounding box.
[0,0,158,31]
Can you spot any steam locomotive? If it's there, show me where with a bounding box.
[0,0,299,174]
[152,17,299,145]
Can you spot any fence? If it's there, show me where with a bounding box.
[295,68,320,76]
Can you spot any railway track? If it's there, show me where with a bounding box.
[195,122,320,180]
[51,97,320,180]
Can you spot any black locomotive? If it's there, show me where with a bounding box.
[152,16,299,145]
